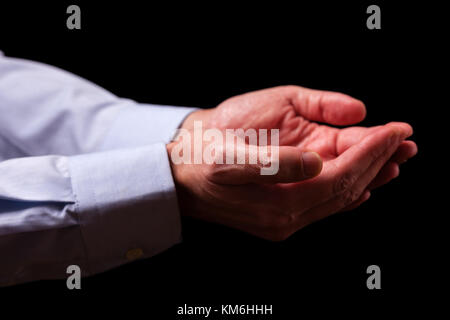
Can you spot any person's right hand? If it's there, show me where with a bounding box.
[167,122,413,241]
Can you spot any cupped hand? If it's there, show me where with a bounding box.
[171,86,417,240]
[185,86,417,196]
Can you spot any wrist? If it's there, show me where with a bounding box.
[166,140,193,217]
[179,108,214,131]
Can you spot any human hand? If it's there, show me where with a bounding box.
[170,86,417,240]
[183,86,417,199]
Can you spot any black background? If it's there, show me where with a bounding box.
[0,1,439,317]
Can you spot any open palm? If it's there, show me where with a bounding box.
[175,86,418,239]
[211,86,417,196]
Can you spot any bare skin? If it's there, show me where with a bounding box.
[167,86,418,241]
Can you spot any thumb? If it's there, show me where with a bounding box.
[211,145,323,185]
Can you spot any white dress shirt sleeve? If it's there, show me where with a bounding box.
[0,51,197,285]
[0,50,195,159]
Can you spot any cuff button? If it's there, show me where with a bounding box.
[126,248,144,261]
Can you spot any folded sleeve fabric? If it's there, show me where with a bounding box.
[0,50,197,285]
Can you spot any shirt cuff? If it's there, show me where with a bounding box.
[99,103,197,151]
[69,142,181,275]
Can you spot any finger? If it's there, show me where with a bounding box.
[293,188,372,232]
[340,190,371,212]
[209,145,323,185]
[367,161,399,190]
[365,140,416,189]
[335,123,412,206]
[338,139,414,190]
[336,126,381,155]
[329,123,411,197]
[337,127,417,161]
[293,127,405,227]
[391,140,418,164]
[289,122,412,213]
[364,140,416,189]
[285,86,367,126]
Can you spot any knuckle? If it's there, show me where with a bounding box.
[333,172,356,196]
[338,188,361,208]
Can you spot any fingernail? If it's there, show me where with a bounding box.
[302,151,322,178]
